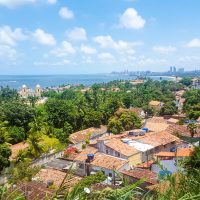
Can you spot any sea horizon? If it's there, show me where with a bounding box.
[0,74,174,89]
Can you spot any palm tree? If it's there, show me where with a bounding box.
[27,133,43,158]
[27,119,44,158]
[187,122,198,138]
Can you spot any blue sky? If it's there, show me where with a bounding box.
[0,0,200,74]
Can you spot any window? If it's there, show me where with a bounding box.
[109,173,112,177]
[79,163,84,169]
[116,152,120,157]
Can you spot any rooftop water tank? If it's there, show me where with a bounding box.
[142,128,149,133]
[87,154,94,161]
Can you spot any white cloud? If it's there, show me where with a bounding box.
[93,35,139,54]
[47,0,57,4]
[0,0,58,8]
[82,56,93,64]
[153,45,177,54]
[98,52,115,63]
[0,44,18,61]
[67,27,87,41]
[51,41,76,57]
[137,56,167,67]
[80,45,97,54]
[119,8,146,29]
[0,26,27,46]
[34,59,70,66]
[186,38,200,48]
[33,29,56,46]
[0,0,37,8]
[59,7,74,19]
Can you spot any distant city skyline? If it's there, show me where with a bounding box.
[0,0,200,74]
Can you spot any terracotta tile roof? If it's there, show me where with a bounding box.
[155,148,193,158]
[122,169,158,185]
[105,138,139,157]
[155,152,175,157]
[147,117,167,123]
[15,181,55,200]
[149,101,161,106]
[91,153,128,170]
[167,118,179,124]
[145,122,169,132]
[35,169,66,187]
[10,142,29,160]
[35,168,82,189]
[138,131,180,147]
[73,146,98,162]
[166,124,197,137]
[137,160,155,169]
[69,126,107,144]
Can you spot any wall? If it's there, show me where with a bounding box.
[128,153,143,166]
[151,159,178,173]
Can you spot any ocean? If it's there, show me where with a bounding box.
[0,74,173,89]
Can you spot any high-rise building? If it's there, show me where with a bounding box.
[170,66,173,73]
[173,66,176,73]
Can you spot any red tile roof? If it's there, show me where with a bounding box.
[122,169,158,185]
[137,160,155,169]
[105,138,139,157]
[91,153,128,170]
[155,148,193,158]
[73,146,98,162]
[69,126,107,144]
[14,181,55,200]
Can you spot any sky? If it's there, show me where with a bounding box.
[0,0,200,75]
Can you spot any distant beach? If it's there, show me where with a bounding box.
[0,74,174,89]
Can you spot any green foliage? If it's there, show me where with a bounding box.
[108,111,142,134]
[1,102,35,131]
[159,102,178,116]
[0,86,19,102]
[187,122,198,138]
[8,126,25,144]
[180,77,193,87]
[8,161,40,184]
[0,121,11,173]
[88,179,143,200]
[0,143,11,172]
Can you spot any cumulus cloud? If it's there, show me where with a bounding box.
[34,59,70,66]
[51,41,76,57]
[59,7,74,19]
[0,0,37,8]
[137,56,167,67]
[98,52,115,63]
[186,38,200,48]
[82,56,93,64]
[33,29,56,46]
[0,0,58,8]
[0,44,18,61]
[47,0,57,4]
[67,27,87,41]
[80,45,97,54]
[0,26,27,46]
[153,45,177,54]
[119,8,146,29]
[93,35,139,54]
